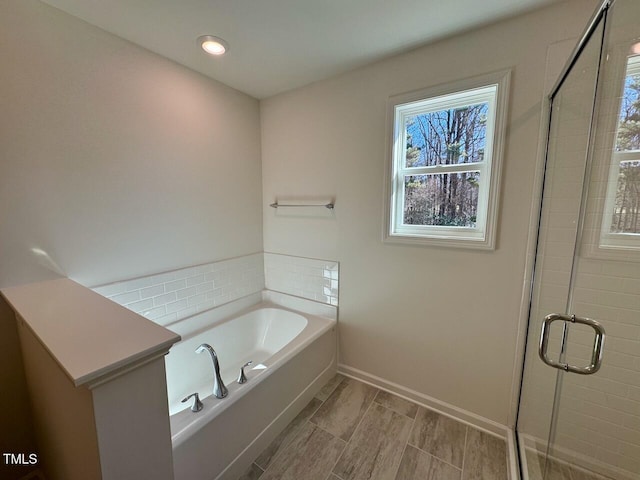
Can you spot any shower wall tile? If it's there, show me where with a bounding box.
[92,253,265,326]
[537,255,640,477]
[264,252,339,306]
[519,52,640,479]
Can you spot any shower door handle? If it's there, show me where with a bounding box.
[539,313,605,375]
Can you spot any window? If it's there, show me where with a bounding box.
[600,55,640,250]
[384,71,510,249]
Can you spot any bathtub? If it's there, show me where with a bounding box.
[166,298,337,480]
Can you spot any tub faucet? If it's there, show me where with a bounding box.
[195,343,228,399]
[181,392,203,412]
[237,361,253,384]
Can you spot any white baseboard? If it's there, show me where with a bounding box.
[337,363,509,439]
[338,365,524,478]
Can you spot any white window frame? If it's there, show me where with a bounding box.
[599,55,640,251]
[383,70,510,250]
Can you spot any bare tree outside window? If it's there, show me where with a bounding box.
[386,71,509,249]
[402,104,487,227]
[611,160,640,233]
[609,59,640,236]
[615,70,640,151]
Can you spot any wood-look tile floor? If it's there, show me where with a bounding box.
[238,375,509,480]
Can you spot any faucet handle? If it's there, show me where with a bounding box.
[181,393,203,412]
[237,361,253,384]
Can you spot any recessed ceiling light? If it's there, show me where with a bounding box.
[198,35,229,56]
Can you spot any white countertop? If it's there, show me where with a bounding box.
[2,278,181,387]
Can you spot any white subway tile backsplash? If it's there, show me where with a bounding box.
[153,292,177,306]
[93,282,127,297]
[125,275,162,291]
[188,293,207,307]
[204,271,217,282]
[196,282,214,294]
[110,291,140,305]
[145,305,167,320]
[185,274,204,287]
[140,285,164,299]
[207,288,223,300]
[264,252,339,306]
[127,298,154,313]
[164,279,186,293]
[176,286,197,299]
[165,299,189,314]
[92,253,265,325]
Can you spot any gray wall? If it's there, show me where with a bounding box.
[260,0,599,425]
[0,0,603,467]
[0,1,263,474]
[0,0,263,290]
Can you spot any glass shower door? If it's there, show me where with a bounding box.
[516,6,605,480]
[518,1,640,479]
[545,0,640,478]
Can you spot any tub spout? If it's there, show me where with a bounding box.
[195,343,228,399]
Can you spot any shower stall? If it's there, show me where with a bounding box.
[516,0,640,479]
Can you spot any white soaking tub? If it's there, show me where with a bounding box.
[165,299,337,480]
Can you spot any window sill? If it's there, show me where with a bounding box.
[383,231,496,250]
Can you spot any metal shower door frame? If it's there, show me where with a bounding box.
[514,1,614,478]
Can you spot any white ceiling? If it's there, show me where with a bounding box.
[41,0,559,99]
